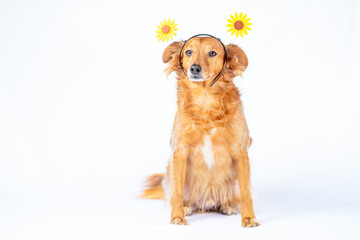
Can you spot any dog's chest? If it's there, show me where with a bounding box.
[199,133,215,169]
[196,128,230,170]
[192,91,217,110]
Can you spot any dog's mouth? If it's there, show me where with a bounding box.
[188,74,211,82]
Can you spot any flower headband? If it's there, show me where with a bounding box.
[155,13,252,42]
[155,13,252,86]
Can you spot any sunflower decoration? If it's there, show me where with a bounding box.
[226,12,252,38]
[156,19,178,42]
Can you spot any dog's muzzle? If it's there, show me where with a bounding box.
[188,64,206,81]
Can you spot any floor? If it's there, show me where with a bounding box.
[1,183,359,240]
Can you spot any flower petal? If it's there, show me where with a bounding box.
[226,13,252,37]
[227,27,234,32]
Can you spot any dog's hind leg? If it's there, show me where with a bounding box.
[219,205,239,215]
[183,206,194,216]
[219,196,240,215]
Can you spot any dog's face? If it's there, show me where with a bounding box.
[163,37,248,83]
[180,37,226,82]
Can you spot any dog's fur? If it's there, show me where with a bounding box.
[141,37,259,227]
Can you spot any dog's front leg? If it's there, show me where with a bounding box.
[234,151,260,227]
[170,147,189,225]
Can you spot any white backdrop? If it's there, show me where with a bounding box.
[1,0,360,239]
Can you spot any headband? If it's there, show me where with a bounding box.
[178,34,228,87]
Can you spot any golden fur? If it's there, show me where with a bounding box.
[140,37,259,227]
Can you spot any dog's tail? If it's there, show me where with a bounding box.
[139,173,165,199]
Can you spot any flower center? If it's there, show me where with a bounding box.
[234,21,244,30]
[161,25,170,34]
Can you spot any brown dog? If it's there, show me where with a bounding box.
[141,37,259,227]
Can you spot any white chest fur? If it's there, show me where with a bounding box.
[199,129,216,169]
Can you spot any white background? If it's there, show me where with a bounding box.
[1,0,360,239]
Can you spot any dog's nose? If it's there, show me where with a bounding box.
[190,64,202,75]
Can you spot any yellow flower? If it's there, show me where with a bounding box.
[156,19,178,42]
[226,12,252,38]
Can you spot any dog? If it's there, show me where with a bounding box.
[141,37,259,227]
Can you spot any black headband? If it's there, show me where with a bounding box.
[178,34,228,87]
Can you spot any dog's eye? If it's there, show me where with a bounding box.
[208,51,217,57]
[185,50,192,56]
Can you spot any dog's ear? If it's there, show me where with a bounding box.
[162,41,182,63]
[162,41,183,76]
[226,44,248,77]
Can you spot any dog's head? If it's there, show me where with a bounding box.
[162,37,248,83]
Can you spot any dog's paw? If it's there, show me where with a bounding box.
[204,199,215,210]
[219,205,239,215]
[242,217,260,227]
[171,217,188,225]
[183,206,193,216]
